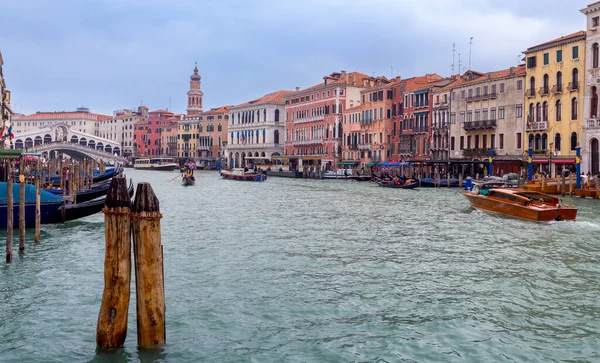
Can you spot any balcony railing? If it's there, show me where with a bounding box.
[398,148,413,154]
[358,144,372,150]
[292,138,324,146]
[463,119,497,130]
[526,121,548,131]
[489,92,497,99]
[197,145,212,151]
[539,86,549,96]
[552,84,563,94]
[226,143,279,149]
[585,118,600,128]
[466,96,474,102]
[526,89,536,98]
[412,126,429,133]
[463,148,496,156]
[474,94,481,101]
[414,102,429,109]
[568,82,579,91]
[294,115,325,124]
[481,93,489,100]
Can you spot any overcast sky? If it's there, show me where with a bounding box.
[0,0,591,116]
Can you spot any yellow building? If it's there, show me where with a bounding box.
[523,31,586,174]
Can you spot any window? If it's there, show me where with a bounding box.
[570,132,577,150]
[499,134,504,149]
[498,107,505,119]
[556,100,562,121]
[543,101,548,121]
[571,97,578,120]
[555,133,561,151]
[483,109,488,120]
[475,110,480,121]
[460,111,465,122]
[572,68,579,88]
[594,16,599,27]
[467,135,471,149]
[460,136,464,150]
[468,89,473,98]
[556,49,563,63]
[475,135,479,149]
[451,112,456,124]
[516,104,522,118]
[517,132,522,149]
[543,52,549,65]
[491,134,496,149]
[451,136,455,150]
[499,83,505,93]
[491,84,497,94]
[490,108,496,120]
[517,80,523,90]
[461,90,466,99]
[593,43,599,69]
[527,56,537,68]
[573,46,579,59]
[476,87,480,96]
[467,110,472,122]
[451,91,456,100]
[482,135,487,148]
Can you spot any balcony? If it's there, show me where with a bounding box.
[358,144,372,150]
[292,138,324,146]
[539,86,549,96]
[226,143,279,149]
[412,126,429,133]
[526,121,548,131]
[526,89,536,98]
[481,93,490,100]
[294,115,325,124]
[585,118,600,129]
[466,96,474,102]
[474,94,481,101]
[414,102,429,109]
[568,82,579,91]
[552,84,563,94]
[463,148,496,156]
[398,148,413,154]
[489,92,497,99]
[463,119,496,130]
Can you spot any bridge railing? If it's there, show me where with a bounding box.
[29,142,128,163]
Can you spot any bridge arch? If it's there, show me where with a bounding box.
[25,138,33,148]
[71,135,79,144]
[34,136,42,146]
[88,140,96,149]
[43,134,52,144]
[96,142,104,150]
[14,140,23,149]
[79,137,87,147]
[105,145,112,154]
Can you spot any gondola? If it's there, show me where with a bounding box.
[181,174,195,186]
[0,183,65,229]
[378,181,419,189]
[45,181,111,203]
[44,180,134,224]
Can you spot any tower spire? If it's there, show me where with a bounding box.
[187,63,204,116]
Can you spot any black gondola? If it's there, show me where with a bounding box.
[181,174,195,186]
[378,181,419,189]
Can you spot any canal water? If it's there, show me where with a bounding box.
[1,169,599,362]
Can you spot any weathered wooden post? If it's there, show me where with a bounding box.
[132,183,165,347]
[561,170,566,196]
[6,160,13,263]
[19,156,26,251]
[459,173,463,188]
[569,174,574,196]
[35,157,41,243]
[96,177,132,350]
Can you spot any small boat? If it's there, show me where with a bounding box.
[323,169,352,180]
[419,177,461,188]
[0,183,65,229]
[46,181,111,203]
[181,174,196,186]
[133,158,178,171]
[462,187,577,221]
[521,176,577,194]
[378,181,418,189]
[44,180,134,224]
[220,168,267,182]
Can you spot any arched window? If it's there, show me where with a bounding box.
[218,123,222,132]
[543,74,549,93]
[572,68,579,89]
[593,43,599,69]
[530,76,536,96]
[528,134,534,150]
[529,103,535,122]
[555,133,561,151]
[274,109,280,122]
[592,87,598,118]
[274,130,280,144]
[556,99,562,121]
[556,71,562,91]
[536,102,542,122]
[535,134,541,150]
[571,132,578,150]
[541,101,547,121]
[541,133,548,150]
[332,104,337,114]
[571,97,578,120]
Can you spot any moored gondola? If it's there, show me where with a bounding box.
[378,181,419,189]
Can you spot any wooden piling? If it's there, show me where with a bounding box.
[569,174,573,196]
[19,157,26,251]
[6,161,13,263]
[35,158,41,243]
[459,173,463,188]
[132,183,165,347]
[561,171,566,196]
[96,177,132,350]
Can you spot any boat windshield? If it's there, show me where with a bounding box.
[150,158,175,165]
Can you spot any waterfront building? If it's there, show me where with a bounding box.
[0,51,13,149]
[177,106,230,165]
[99,106,148,158]
[523,31,586,175]
[391,74,444,162]
[431,76,459,161]
[447,66,526,174]
[225,90,293,168]
[160,118,179,158]
[11,107,106,136]
[187,64,204,116]
[581,3,600,174]
[340,105,362,165]
[133,109,175,157]
[284,70,371,171]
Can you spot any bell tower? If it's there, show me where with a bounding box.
[186,62,204,116]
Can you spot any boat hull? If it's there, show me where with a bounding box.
[378,181,418,189]
[462,192,577,221]
[181,176,196,186]
[134,165,178,171]
[0,202,64,229]
[220,171,267,182]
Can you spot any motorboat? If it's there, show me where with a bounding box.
[220,168,266,182]
[133,158,178,171]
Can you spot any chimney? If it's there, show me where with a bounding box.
[295,86,300,92]
[488,72,492,80]
[341,70,346,78]
[363,79,368,87]
[510,67,515,76]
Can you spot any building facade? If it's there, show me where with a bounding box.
[0,51,13,149]
[523,31,586,175]
[11,107,106,136]
[177,106,229,164]
[581,3,600,174]
[431,77,458,160]
[133,109,175,157]
[99,106,148,158]
[226,90,292,168]
[284,70,370,171]
[448,67,526,174]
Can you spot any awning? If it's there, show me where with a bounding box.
[245,156,271,160]
[378,161,391,166]
[532,158,576,165]
[365,161,377,166]
[339,161,359,165]
[299,156,322,161]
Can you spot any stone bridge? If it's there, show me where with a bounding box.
[30,142,128,163]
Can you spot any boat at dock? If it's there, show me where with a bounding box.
[521,176,577,194]
[133,158,178,171]
[462,187,577,222]
[0,183,65,229]
[419,177,460,188]
[220,168,267,182]
[46,181,111,203]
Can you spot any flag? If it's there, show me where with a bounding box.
[0,126,4,137]
[526,114,531,128]
[7,124,14,139]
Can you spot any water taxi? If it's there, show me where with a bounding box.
[462,187,577,221]
[133,158,178,171]
[220,168,267,182]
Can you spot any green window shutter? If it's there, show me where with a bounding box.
[557,50,562,63]
[543,53,549,65]
[573,46,579,59]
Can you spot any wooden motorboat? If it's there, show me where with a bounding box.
[220,168,267,182]
[574,187,598,198]
[378,181,418,189]
[462,187,577,221]
[181,174,196,186]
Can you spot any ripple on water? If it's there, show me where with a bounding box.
[0,170,599,362]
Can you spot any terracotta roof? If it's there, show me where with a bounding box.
[12,111,108,121]
[149,109,173,114]
[524,31,586,53]
[234,90,294,108]
[344,105,362,112]
[401,74,444,92]
[436,65,526,92]
[285,71,372,97]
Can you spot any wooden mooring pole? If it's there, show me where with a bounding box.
[6,160,13,263]
[132,182,166,347]
[19,156,26,251]
[35,157,41,243]
[96,177,132,349]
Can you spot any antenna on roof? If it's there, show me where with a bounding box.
[372,72,375,77]
[452,43,456,75]
[458,53,462,75]
[168,97,171,111]
[468,37,473,70]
